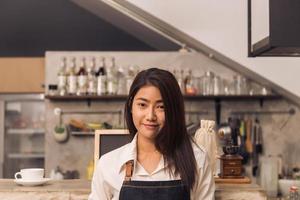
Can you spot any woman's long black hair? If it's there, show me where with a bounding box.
[124,68,197,190]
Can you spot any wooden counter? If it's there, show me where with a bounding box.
[0,179,267,200]
[215,183,267,200]
[0,179,89,200]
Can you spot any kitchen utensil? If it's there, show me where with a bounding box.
[238,119,249,164]
[245,119,253,153]
[255,118,263,153]
[252,118,262,176]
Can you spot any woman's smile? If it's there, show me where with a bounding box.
[142,123,160,130]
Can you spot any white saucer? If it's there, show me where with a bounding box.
[14,178,52,186]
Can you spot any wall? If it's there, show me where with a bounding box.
[44,51,298,183]
[126,0,300,99]
[0,0,155,56]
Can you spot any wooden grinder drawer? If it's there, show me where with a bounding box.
[223,167,242,176]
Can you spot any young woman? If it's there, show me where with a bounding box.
[89,68,215,200]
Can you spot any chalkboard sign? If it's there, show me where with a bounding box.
[94,129,131,167]
[100,134,132,157]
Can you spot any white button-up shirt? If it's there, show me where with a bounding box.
[89,135,215,200]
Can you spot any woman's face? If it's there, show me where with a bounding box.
[131,85,165,141]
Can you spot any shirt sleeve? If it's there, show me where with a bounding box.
[192,151,215,200]
[88,159,112,200]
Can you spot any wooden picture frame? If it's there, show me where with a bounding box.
[94,129,130,169]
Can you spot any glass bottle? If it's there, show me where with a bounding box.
[116,65,126,95]
[67,57,77,95]
[57,57,67,96]
[96,57,107,96]
[233,75,249,95]
[106,57,117,95]
[76,57,88,96]
[126,65,135,94]
[173,69,185,94]
[87,57,96,95]
[213,75,221,95]
[185,69,197,95]
[202,71,214,95]
[48,84,58,96]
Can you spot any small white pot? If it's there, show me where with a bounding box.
[53,130,68,143]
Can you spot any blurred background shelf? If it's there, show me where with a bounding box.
[7,128,45,135]
[45,94,282,101]
[45,95,127,101]
[7,153,45,159]
[70,131,95,136]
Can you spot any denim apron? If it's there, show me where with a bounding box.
[119,160,190,200]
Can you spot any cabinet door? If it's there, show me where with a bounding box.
[3,96,45,178]
[0,101,4,178]
[0,58,44,93]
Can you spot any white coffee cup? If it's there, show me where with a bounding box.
[14,168,44,181]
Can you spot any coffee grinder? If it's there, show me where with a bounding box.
[217,119,243,178]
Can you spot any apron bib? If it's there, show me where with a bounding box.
[119,160,190,200]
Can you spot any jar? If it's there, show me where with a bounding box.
[202,71,214,95]
[213,75,222,95]
[48,84,58,96]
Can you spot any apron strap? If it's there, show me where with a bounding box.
[124,160,134,181]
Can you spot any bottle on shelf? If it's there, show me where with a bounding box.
[76,57,88,96]
[116,65,126,95]
[106,57,117,95]
[213,75,222,95]
[231,75,249,95]
[87,57,97,95]
[57,57,67,96]
[126,65,136,94]
[202,71,214,95]
[48,84,58,96]
[173,69,185,94]
[96,57,107,96]
[185,69,197,95]
[67,57,77,95]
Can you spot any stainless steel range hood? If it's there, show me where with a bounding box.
[249,0,300,57]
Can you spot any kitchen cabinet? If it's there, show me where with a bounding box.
[0,94,45,178]
[0,58,44,93]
